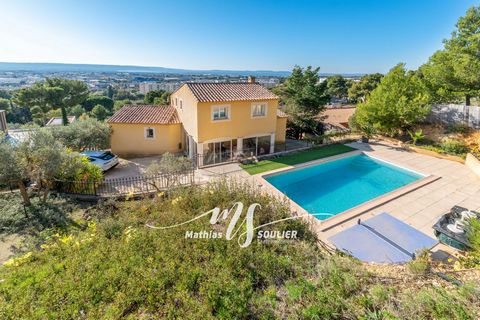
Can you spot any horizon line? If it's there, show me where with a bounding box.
[0,60,368,75]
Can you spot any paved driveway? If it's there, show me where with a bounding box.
[104,156,163,179]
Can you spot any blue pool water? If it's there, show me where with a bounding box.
[265,154,423,220]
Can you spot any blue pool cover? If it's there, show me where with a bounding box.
[328,213,438,263]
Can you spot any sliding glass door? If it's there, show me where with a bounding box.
[202,139,237,166]
[241,136,271,156]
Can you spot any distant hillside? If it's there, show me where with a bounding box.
[0,62,291,77]
[0,62,363,77]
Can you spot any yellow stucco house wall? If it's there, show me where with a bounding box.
[275,116,287,142]
[110,123,182,157]
[108,105,183,157]
[108,81,287,165]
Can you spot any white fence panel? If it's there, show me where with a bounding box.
[469,105,480,129]
[428,104,480,129]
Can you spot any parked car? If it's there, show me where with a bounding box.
[81,150,119,172]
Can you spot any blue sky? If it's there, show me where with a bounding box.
[0,0,477,73]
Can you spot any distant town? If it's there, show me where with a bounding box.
[0,62,363,94]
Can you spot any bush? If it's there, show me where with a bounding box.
[445,124,471,135]
[439,139,469,155]
[460,218,480,268]
[407,249,431,275]
[465,131,480,157]
[50,118,111,151]
[57,150,103,183]
[0,193,80,237]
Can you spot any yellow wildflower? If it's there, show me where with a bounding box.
[59,235,74,245]
[171,196,183,206]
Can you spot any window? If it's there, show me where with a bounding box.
[175,97,178,106]
[251,103,267,117]
[212,105,230,121]
[145,127,155,139]
[179,99,183,109]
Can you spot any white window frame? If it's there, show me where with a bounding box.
[251,102,268,118]
[175,97,178,106]
[211,104,231,122]
[179,99,183,110]
[144,127,156,140]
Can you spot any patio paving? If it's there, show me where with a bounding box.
[104,156,163,179]
[330,142,480,240]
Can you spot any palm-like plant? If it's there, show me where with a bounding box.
[407,129,425,145]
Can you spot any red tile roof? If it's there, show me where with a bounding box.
[276,109,288,118]
[183,82,278,102]
[107,105,180,124]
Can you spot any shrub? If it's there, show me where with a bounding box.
[50,118,111,151]
[407,249,431,275]
[465,131,480,157]
[460,218,480,268]
[57,150,103,183]
[348,112,360,133]
[0,192,80,238]
[446,124,471,135]
[439,139,469,155]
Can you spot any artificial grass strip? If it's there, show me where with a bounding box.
[240,144,356,175]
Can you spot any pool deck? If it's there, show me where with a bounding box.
[324,142,480,241]
[203,141,480,256]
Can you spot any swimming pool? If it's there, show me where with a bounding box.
[265,153,423,220]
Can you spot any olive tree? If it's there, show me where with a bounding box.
[0,137,30,205]
[50,118,112,151]
[146,153,193,190]
[18,130,64,202]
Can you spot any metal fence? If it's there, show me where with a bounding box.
[428,104,480,129]
[193,140,314,168]
[193,152,237,168]
[53,170,195,197]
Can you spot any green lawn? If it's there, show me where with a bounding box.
[240,143,356,175]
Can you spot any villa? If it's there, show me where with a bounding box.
[108,77,288,166]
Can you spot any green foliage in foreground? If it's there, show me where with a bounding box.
[0,181,479,319]
[240,144,355,175]
[462,218,480,268]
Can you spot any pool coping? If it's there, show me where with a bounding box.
[255,151,441,234]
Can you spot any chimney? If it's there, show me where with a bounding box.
[247,76,256,84]
[0,110,7,133]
